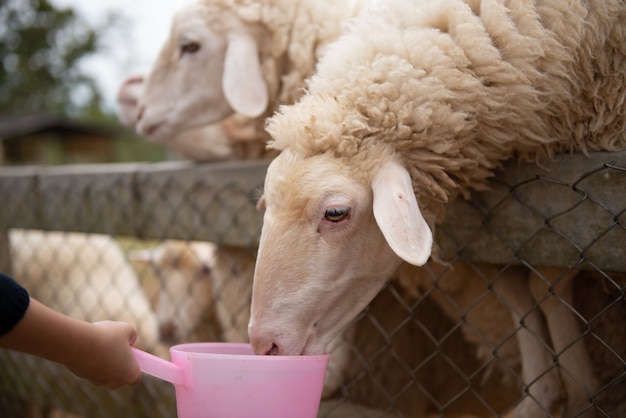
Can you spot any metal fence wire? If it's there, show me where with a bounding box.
[0,152,624,418]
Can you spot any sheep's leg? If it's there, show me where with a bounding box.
[529,268,601,418]
[493,271,562,418]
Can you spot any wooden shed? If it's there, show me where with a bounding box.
[0,114,117,165]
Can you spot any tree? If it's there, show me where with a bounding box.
[0,0,115,118]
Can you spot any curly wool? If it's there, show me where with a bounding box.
[267,0,625,224]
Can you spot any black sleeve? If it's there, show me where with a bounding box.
[0,273,30,336]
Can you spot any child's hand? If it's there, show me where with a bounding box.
[65,321,141,389]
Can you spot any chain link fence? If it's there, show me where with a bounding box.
[0,152,624,417]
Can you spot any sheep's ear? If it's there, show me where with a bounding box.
[222,33,268,118]
[372,160,432,266]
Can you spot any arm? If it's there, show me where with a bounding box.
[0,296,141,389]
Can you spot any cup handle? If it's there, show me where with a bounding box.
[131,347,184,386]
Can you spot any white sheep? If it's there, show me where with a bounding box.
[133,0,369,142]
[116,74,274,161]
[8,229,164,356]
[249,0,624,416]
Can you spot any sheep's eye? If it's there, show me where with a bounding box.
[324,207,350,223]
[181,42,200,54]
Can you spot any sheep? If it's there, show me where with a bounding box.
[8,229,164,356]
[128,241,222,344]
[116,74,274,161]
[130,241,257,345]
[133,0,370,142]
[249,0,625,416]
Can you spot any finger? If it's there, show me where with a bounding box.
[127,325,138,347]
[131,370,142,386]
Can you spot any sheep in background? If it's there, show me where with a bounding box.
[129,241,222,344]
[250,0,624,416]
[8,229,164,357]
[129,241,255,345]
[132,0,369,142]
[116,74,274,161]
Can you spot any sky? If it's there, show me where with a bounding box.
[49,0,194,111]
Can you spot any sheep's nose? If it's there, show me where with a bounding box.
[248,325,280,355]
[159,320,178,343]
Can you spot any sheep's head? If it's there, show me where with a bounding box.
[135,2,268,141]
[130,241,217,344]
[249,149,432,356]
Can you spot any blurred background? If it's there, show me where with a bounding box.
[0,0,191,165]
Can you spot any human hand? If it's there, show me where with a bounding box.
[64,321,141,389]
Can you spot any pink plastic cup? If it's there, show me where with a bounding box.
[132,343,330,418]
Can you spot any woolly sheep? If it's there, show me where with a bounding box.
[250,0,624,414]
[250,0,626,364]
[116,74,274,161]
[8,229,164,356]
[134,0,369,141]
